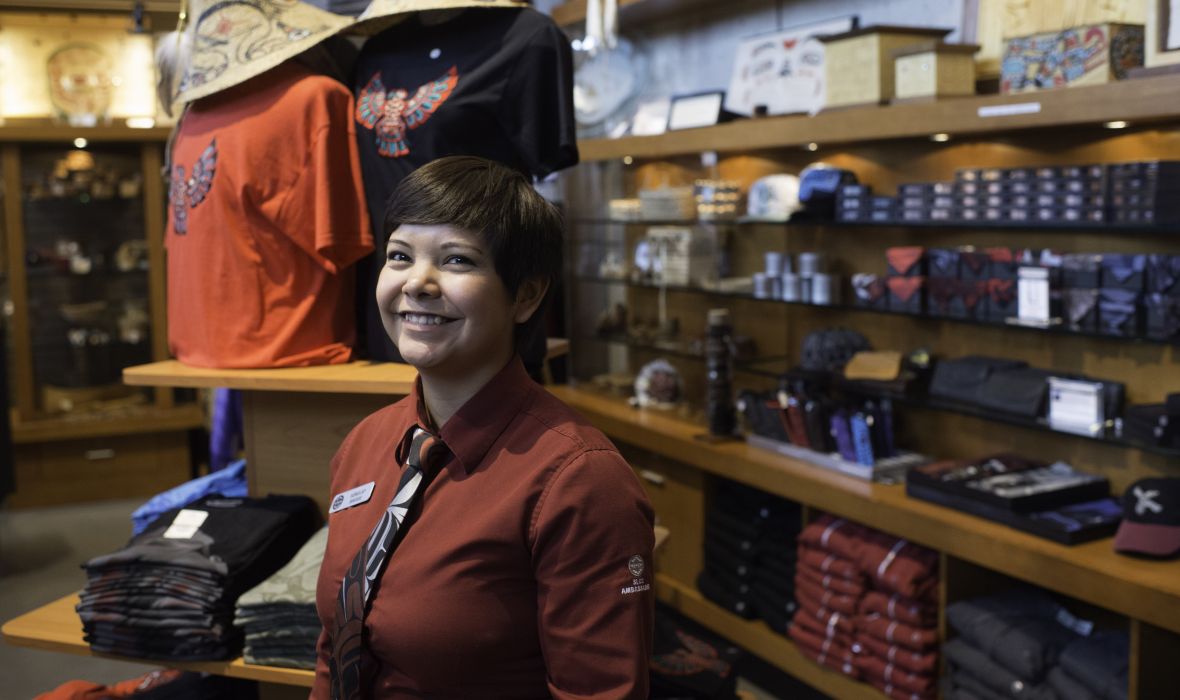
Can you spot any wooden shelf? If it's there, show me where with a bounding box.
[1,593,314,688]
[0,124,172,142]
[124,360,419,396]
[550,385,1180,635]
[124,340,571,396]
[550,0,712,27]
[10,403,205,444]
[656,575,887,700]
[578,73,1180,161]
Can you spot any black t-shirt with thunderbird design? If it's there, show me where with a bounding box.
[352,7,577,361]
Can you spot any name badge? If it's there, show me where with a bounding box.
[330,481,376,514]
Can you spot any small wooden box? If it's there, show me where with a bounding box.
[893,41,980,101]
[1000,22,1145,94]
[820,25,952,109]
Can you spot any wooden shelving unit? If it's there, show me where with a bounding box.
[550,0,715,28]
[578,72,1180,161]
[551,385,1180,635]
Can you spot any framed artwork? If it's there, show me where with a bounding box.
[1148,0,1180,67]
[724,14,858,118]
[630,98,672,136]
[667,91,729,131]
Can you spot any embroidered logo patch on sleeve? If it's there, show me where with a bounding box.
[355,67,459,158]
[169,138,218,235]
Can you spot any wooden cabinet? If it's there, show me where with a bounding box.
[561,71,1180,697]
[1,126,203,506]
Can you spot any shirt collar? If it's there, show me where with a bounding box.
[404,356,533,474]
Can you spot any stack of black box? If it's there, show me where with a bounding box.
[926,248,991,320]
[956,165,1107,225]
[695,480,801,635]
[836,184,895,223]
[1146,254,1180,341]
[896,182,956,223]
[1110,161,1180,225]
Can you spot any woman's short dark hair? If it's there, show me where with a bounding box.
[384,156,564,344]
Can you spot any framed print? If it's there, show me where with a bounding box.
[724,14,858,117]
[1148,0,1180,67]
[630,98,672,136]
[667,91,726,131]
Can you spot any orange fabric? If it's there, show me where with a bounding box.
[35,670,184,699]
[166,61,372,368]
[887,276,926,302]
[886,246,926,276]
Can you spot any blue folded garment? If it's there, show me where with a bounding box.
[130,459,248,536]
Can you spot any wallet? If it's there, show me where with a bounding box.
[738,390,791,443]
[886,246,926,277]
[976,367,1054,418]
[1100,254,1146,291]
[830,410,857,462]
[803,399,833,452]
[850,413,875,466]
[887,276,926,314]
[1062,253,1103,289]
[843,351,903,381]
[928,248,961,278]
[1098,288,1142,337]
[1064,288,1099,333]
[1146,293,1180,341]
[988,278,1018,321]
[780,393,811,448]
[929,356,1028,405]
[1146,254,1180,295]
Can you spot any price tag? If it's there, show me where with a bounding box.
[163,509,208,539]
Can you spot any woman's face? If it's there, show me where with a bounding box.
[376,224,520,380]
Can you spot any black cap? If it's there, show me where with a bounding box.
[1114,477,1180,558]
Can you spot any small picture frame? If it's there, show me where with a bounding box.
[667,91,731,131]
[1147,0,1180,67]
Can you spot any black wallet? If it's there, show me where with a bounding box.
[975,367,1054,418]
[929,356,1028,405]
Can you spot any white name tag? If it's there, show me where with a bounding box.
[163,508,209,539]
[330,481,376,514]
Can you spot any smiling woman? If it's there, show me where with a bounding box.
[312,156,656,700]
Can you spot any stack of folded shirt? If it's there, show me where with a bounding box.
[234,526,327,669]
[944,589,1086,700]
[789,515,868,679]
[1048,630,1129,700]
[696,480,801,627]
[852,530,939,700]
[78,494,320,661]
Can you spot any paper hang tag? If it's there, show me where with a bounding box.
[163,508,209,539]
[329,481,376,514]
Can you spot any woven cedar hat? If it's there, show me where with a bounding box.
[351,0,528,35]
[174,0,355,106]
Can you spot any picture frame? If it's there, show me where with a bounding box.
[630,98,672,136]
[724,14,858,118]
[1148,0,1180,67]
[667,91,730,131]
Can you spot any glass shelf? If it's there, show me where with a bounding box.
[569,216,1180,234]
[573,276,1180,348]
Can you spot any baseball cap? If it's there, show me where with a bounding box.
[1113,477,1180,558]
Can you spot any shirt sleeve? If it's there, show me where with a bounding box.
[497,19,579,179]
[275,95,374,274]
[531,448,655,699]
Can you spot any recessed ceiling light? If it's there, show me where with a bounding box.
[1103,120,1128,129]
[805,142,819,152]
[622,155,633,165]
[73,137,87,149]
[930,132,951,142]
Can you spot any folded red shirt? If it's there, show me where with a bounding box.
[859,590,937,627]
[854,651,937,695]
[796,560,867,597]
[798,545,863,581]
[788,624,860,679]
[794,574,860,616]
[798,515,867,561]
[856,531,938,601]
[856,613,938,651]
[858,633,939,676]
[792,603,857,642]
[866,675,938,700]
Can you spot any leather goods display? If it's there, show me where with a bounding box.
[907,455,1109,514]
[843,351,902,382]
[1100,253,1147,291]
[1062,253,1103,289]
[1146,293,1180,341]
[852,273,887,310]
[800,327,871,373]
[1064,288,1099,332]
[929,356,1027,405]
[928,248,960,278]
[1098,288,1141,337]
[987,278,1018,321]
[887,276,925,314]
[737,390,791,443]
[975,367,1054,418]
[1146,254,1180,295]
[886,246,926,277]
